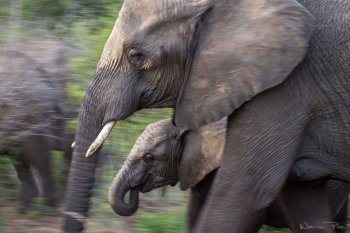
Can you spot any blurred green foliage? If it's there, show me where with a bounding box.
[0,157,18,204]
[0,149,21,203]
[24,197,58,219]
[18,0,120,35]
[51,150,66,190]
[0,6,10,19]
[136,209,186,233]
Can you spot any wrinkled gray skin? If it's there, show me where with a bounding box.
[63,0,350,232]
[0,42,75,212]
[109,119,349,233]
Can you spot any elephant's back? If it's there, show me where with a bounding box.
[279,1,350,171]
[298,0,350,37]
[297,0,350,78]
[292,0,350,118]
[0,48,60,147]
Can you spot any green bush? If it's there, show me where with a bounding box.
[51,150,66,190]
[0,156,18,204]
[136,208,186,233]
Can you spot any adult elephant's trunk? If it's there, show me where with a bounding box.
[62,77,118,232]
[109,167,140,216]
[62,69,139,232]
[62,104,102,232]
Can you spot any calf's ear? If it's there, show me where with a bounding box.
[178,118,227,190]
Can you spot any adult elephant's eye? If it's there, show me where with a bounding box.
[143,153,154,163]
[128,50,145,69]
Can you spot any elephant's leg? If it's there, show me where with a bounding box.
[187,170,217,232]
[290,158,349,232]
[13,158,39,213]
[326,180,349,233]
[279,182,334,233]
[188,188,206,232]
[61,149,71,192]
[192,89,309,233]
[22,136,57,207]
[334,198,348,233]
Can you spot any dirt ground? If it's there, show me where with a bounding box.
[0,206,137,233]
[2,191,348,233]
[0,206,62,233]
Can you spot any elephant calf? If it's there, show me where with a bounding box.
[109,119,349,233]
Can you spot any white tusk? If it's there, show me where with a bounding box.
[71,141,76,148]
[85,121,116,157]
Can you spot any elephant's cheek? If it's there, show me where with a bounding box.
[140,177,170,193]
[140,182,152,193]
[140,178,154,193]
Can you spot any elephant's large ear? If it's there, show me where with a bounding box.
[178,117,227,191]
[175,0,315,129]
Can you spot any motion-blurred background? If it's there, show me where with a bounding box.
[0,1,290,232]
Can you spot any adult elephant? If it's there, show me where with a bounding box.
[63,0,350,232]
[109,118,349,233]
[0,42,74,211]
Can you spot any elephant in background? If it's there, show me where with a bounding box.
[62,0,350,232]
[109,119,349,233]
[1,133,75,212]
[0,41,71,152]
[0,42,77,212]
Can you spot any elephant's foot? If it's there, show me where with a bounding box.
[43,187,59,207]
[45,195,58,207]
[17,184,39,213]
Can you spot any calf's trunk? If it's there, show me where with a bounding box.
[109,166,140,216]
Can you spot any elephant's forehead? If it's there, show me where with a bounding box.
[118,0,190,34]
[100,0,167,62]
[118,0,163,30]
[130,135,168,156]
[129,119,175,156]
[136,134,168,147]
